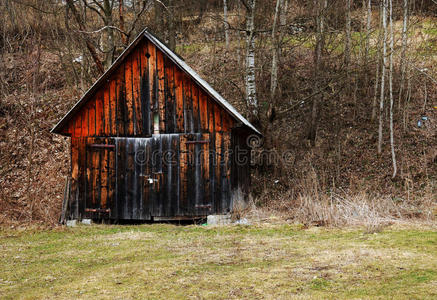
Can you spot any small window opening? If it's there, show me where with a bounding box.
[145,53,151,59]
[153,111,159,134]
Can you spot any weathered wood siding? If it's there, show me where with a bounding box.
[62,35,252,221]
[62,39,235,138]
[68,134,233,220]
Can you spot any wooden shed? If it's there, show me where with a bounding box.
[52,29,260,222]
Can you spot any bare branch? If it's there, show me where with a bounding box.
[91,0,105,12]
[78,25,128,37]
[81,0,105,21]
[126,0,152,40]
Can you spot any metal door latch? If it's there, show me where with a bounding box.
[140,174,158,184]
[148,178,158,184]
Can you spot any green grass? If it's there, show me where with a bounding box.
[0,224,436,299]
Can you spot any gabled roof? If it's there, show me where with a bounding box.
[51,28,260,135]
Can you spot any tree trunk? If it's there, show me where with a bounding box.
[371,4,383,121]
[378,0,387,155]
[270,0,281,102]
[280,0,288,28]
[102,0,114,70]
[308,0,326,145]
[155,0,164,37]
[223,0,230,50]
[389,0,397,177]
[65,0,104,74]
[344,0,351,68]
[168,0,176,52]
[398,0,408,110]
[365,0,371,64]
[119,0,128,46]
[244,0,258,123]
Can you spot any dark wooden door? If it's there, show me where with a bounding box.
[84,139,116,219]
[179,133,212,216]
[114,134,217,220]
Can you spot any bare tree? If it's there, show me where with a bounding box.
[101,0,115,69]
[66,0,104,73]
[270,0,282,102]
[119,0,127,46]
[372,3,383,122]
[398,0,409,110]
[389,0,397,177]
[168,0,176,51]
[344,0,351,68]
[365,0,372,64]
[223,0,230,50]
[280,0,288,28]
[308,0,327,145]
[242,0,258,123]
[378,0,387,155]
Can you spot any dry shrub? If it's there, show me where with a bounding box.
[257,168,435,228]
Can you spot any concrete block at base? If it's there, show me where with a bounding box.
[207,214,231,225]
[81,219,92,225]
[66,220,77,227]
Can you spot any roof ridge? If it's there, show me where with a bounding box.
[51,28,260,135]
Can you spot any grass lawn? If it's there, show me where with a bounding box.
[0,223,436,299]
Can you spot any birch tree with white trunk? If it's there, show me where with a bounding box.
[243,0,258,122]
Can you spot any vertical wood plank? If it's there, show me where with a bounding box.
[179,135,188,214]
[74,113,82,137]
[89,101,96,136]
[117,65,127,136]
[171,135,180,216]
[156,49,166,132]
[100,146,108,208]
[183,75,193,133]
[95,91,104,135]
[126,139,135,219]
[223,132,231,211]
[191,84,200,133]
[202,133,210,210]
[77,138,87,218]
[109,76,117,135]
[208,98,215,134]
[164,58,175,132]
[215,132,222,212]
[108,140,116,218]
[199,91,208,132]
[125,55,134,136]
[148,41,157,135]
[161,135,170,216]
[222,111,233,132]
[186,136,196,215]
[132,47,142,136]
[140,41,151,137]
[132,139,139,219]
[214,103,223,132]
[175,69,184,132]
[103,84,110,134]
[70,138,79,218]
[116,138,126,218]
